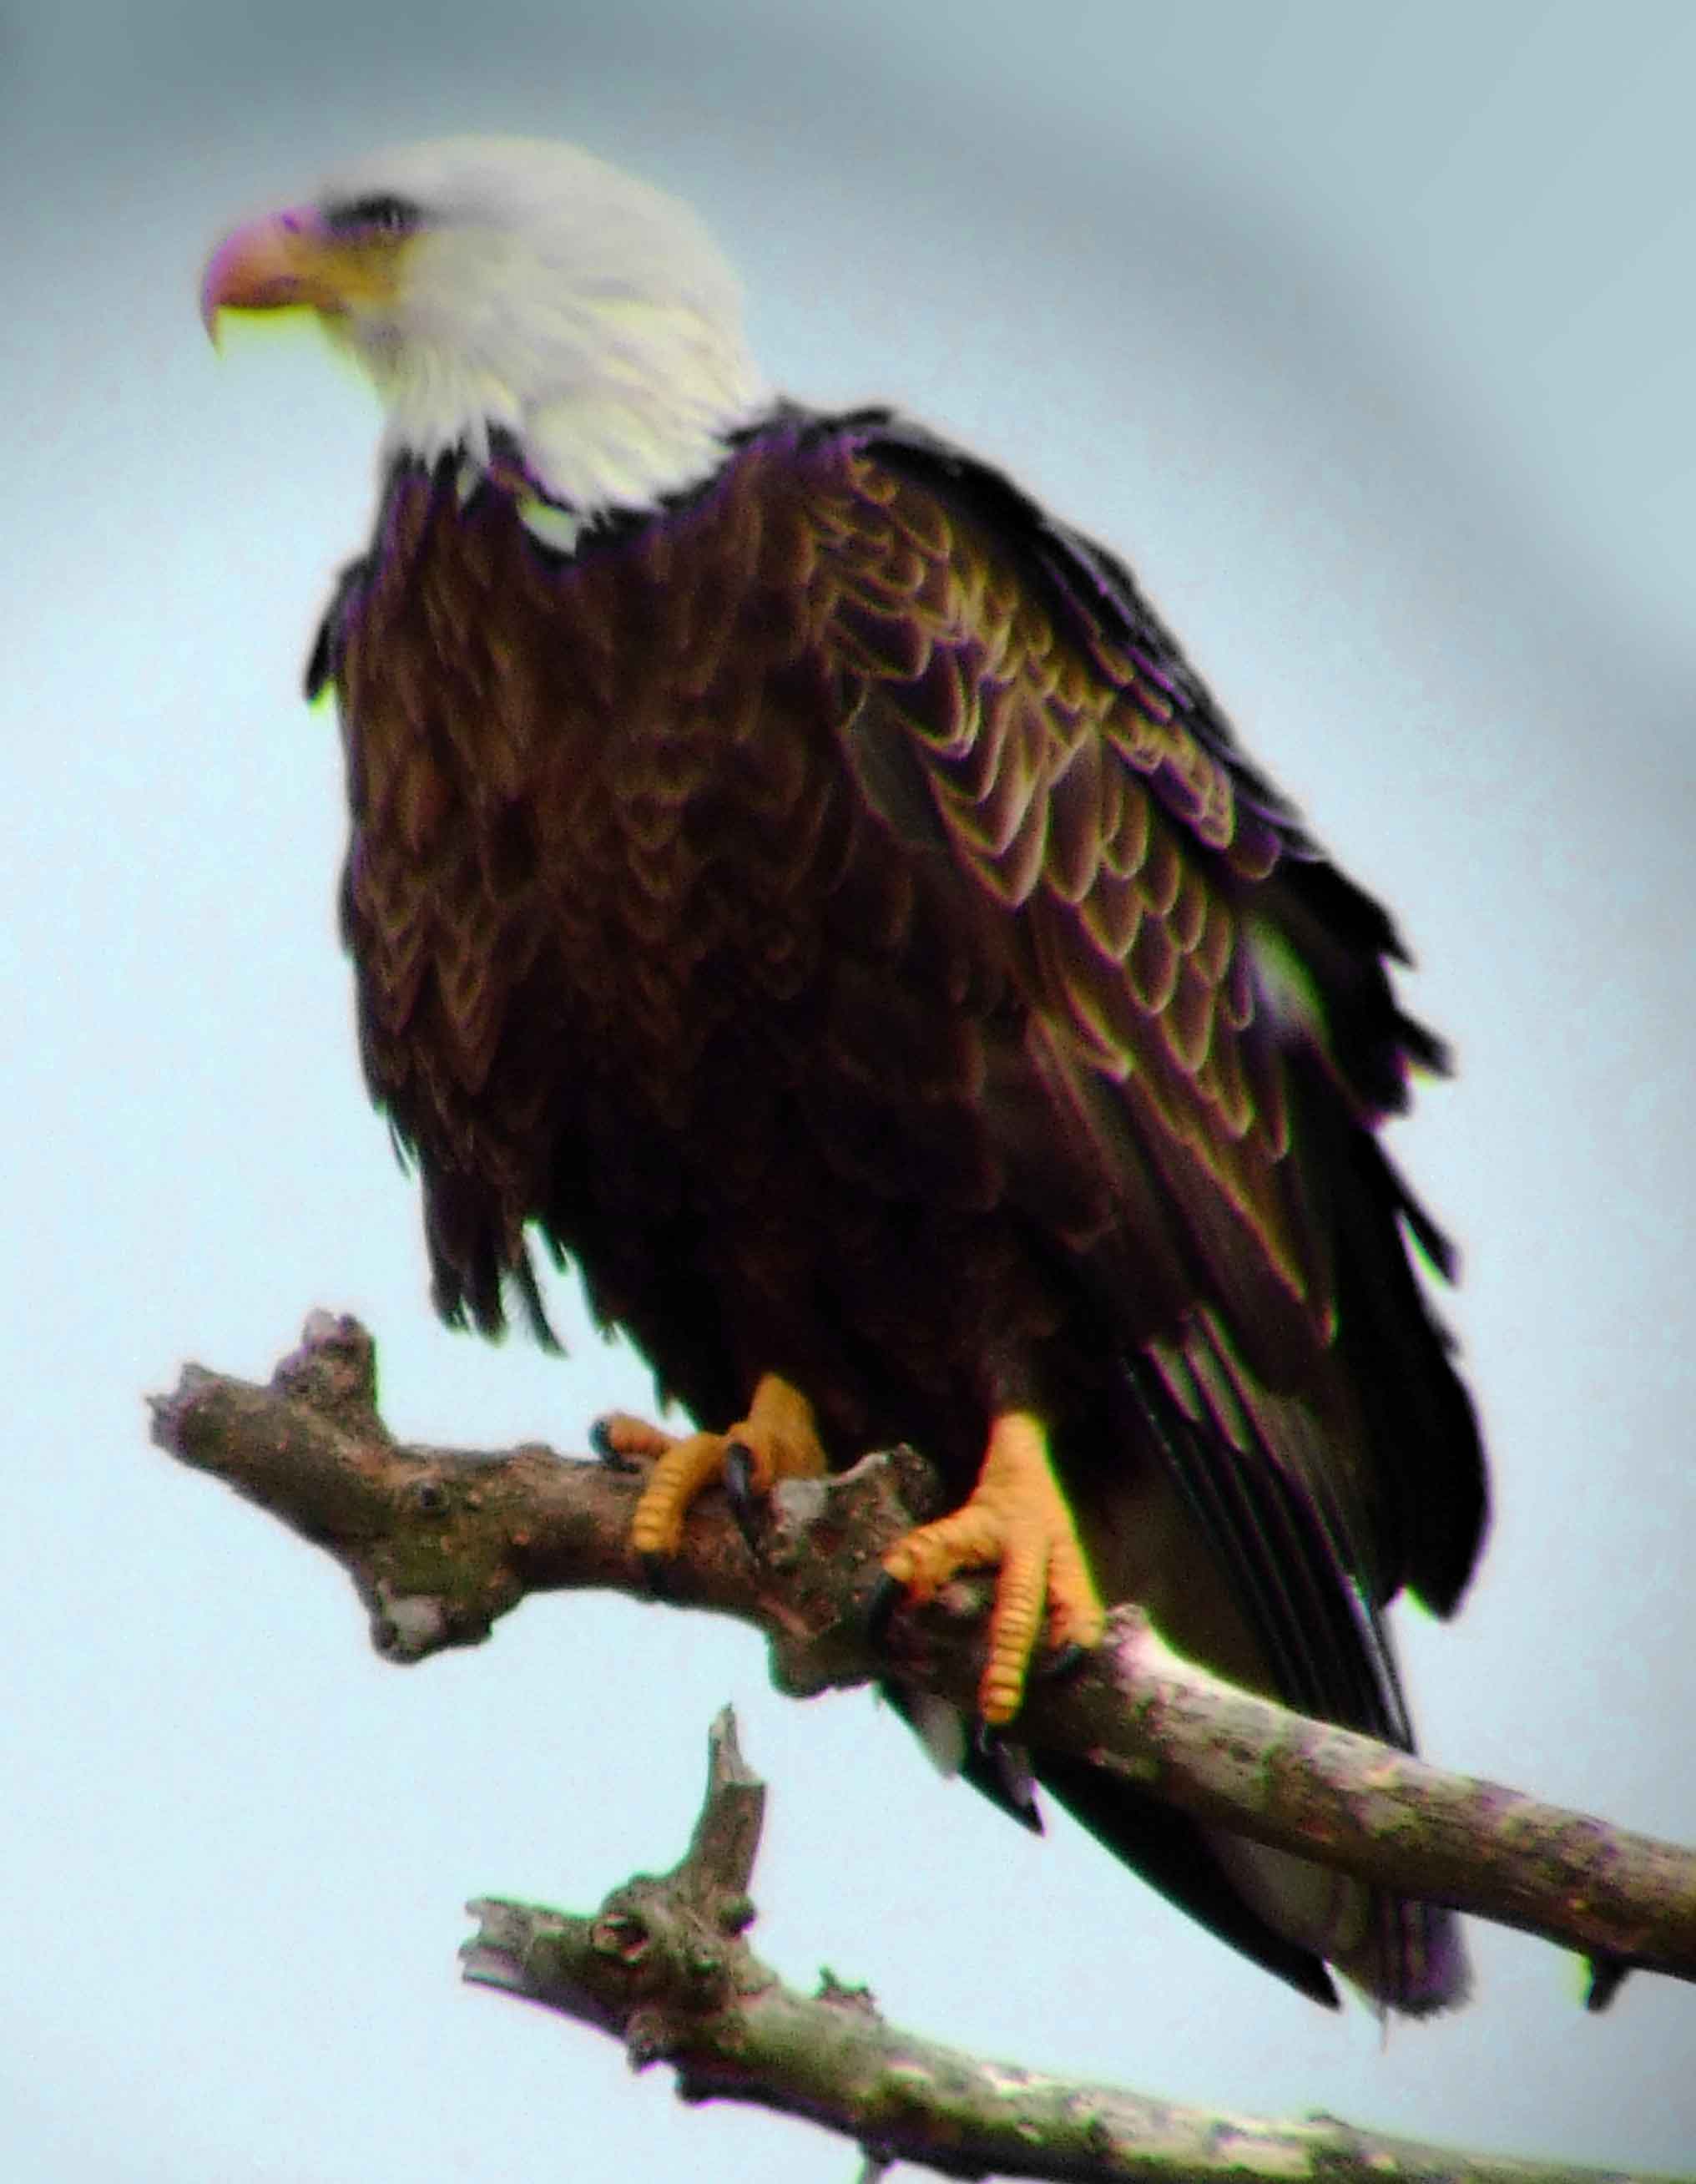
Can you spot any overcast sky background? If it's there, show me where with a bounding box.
[4,2,1694,2176]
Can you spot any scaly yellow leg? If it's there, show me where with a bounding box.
[613,1374,829,1561]
[881,1411,1105,1725]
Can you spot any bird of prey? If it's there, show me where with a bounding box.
[201,135,1487,2014]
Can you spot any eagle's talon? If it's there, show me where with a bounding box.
[864,1570,906,1650]
[590,1415,639,1471]
[723,1440,762,1550]
[623,1375,827,1574]
[638,1550,673,1599]
[1036,1640,1091,1686]
[879,1411,1105,1725]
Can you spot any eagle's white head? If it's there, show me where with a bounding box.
[201,135,770,513]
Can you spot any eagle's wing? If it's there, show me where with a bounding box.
[803,417,1484,2010]
[809,413,1485,1627]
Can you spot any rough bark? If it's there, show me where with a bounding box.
[462,1710,1687,2184]
[149,1312,1696,2000]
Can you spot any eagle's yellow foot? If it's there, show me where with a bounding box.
[879,1410,1105,1726]
[617,1373,829,1563]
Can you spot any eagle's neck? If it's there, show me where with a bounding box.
[358,301,771,516]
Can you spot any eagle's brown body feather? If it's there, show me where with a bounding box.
[319,408,1486,2009]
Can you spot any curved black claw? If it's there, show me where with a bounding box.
[589,1417,639,1473]
[722,1440,764,1552]
[1034,1641,1092,1686]
[638,1550,674,1600]
[864,1570,907,1651]
[970,1720,1041,1832]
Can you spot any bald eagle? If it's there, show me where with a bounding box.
[203,136,1487,2015]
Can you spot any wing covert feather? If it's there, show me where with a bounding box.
[807,427,1483,1625]
[813,445,1328,1375]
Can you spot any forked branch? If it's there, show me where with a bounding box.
[462,1709,1685,2184]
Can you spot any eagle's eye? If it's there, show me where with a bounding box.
[324,193,421,240]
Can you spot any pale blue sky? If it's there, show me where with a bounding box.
[4,3,1693,2176]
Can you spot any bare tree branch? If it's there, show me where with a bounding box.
[149,1312,1696,1993]
[462,1709,1688,2184]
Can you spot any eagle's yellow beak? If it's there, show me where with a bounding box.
[199,206,404,339]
